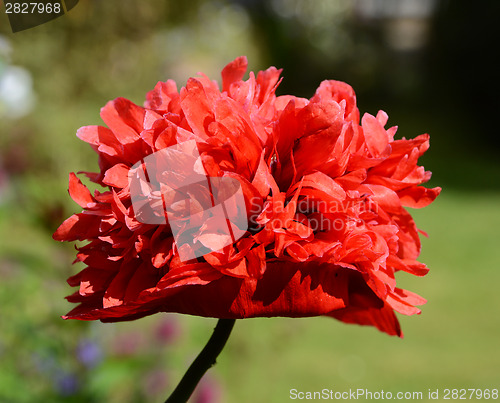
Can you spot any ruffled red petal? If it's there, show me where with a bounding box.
[55,57,439,337]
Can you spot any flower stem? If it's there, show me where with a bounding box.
[165,318,236,403]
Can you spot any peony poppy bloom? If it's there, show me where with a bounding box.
[54,56,440,337]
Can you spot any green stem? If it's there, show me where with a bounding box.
[165,319,236,403]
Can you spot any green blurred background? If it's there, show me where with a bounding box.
[1,1,499,402]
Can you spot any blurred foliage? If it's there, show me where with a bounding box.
[1,0,499,402]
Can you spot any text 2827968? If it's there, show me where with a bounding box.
[5,2,62,14]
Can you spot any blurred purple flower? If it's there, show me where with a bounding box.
[112,331,145,356]
[54,371,79,396]
[142,369,169,398]
[76,339,102,368]
[155,316,181,344]
[194,375,223,403]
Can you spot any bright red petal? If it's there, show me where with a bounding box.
[221,56,248,93]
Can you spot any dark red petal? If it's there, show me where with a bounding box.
[245,244,266,278]
[77,267,116,296]
[328,271,402,336]
[154,262,349,318]
[53,213,104,242]
[123,262,161,303]
[329,303,402,337]
[156,262,223,290]
[102,259,140,308]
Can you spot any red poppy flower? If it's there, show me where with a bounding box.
[54,56,440,337]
